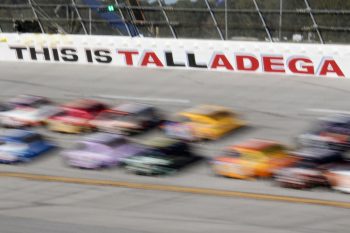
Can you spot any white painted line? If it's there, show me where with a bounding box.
[95,94,191,104]
[307,108,350,115]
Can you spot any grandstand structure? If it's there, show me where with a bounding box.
[0,0,349,44]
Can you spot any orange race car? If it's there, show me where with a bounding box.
[211,139,298,179]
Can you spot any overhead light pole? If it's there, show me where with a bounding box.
[225,0,228,40]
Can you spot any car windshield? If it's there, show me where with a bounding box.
[294,160,319,169]
[22,134,42,143]
[169,116,190,123]
[210,112,232,121]
[75,142,111,153]
[103,138,126,147]
[224,149,240,158]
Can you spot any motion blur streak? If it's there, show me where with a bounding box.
[1,171,349,209]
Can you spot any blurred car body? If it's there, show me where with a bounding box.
[47,99,107,134]
[0,106,62,128]
[0,95,54,128]
[7,95,51,109]
[91,103,162,134]
[211,139,296,179]
[0,130,54,163]
[299,115,350,150]
[62,133,143,169]
[325,164,350,193]
[164,105,244,141]
[274,147,343,189]
[123,137,202,175]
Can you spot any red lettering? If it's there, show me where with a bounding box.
[263,56,285,73]
[288,57,314,74]
[141,52,163,67]
[318,59,345,77]
[236,55,259,71]
[210,54,233,70]
[118,50,139,65]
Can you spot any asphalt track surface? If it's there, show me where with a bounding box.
[0,62,350,233]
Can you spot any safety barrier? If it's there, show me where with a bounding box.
[0,33,349,78]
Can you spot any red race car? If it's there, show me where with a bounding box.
[46,99,108,134]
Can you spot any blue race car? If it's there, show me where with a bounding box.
[0,130,55,163]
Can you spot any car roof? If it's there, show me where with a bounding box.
[114,103,152,114]
[84,133,124,144]
[182,105,231,116]
[63,99,104,109]
[232,139,281,151]
[141,137,180,148]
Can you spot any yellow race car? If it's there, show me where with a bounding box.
[164,105,245,141]
[211,139,298,179]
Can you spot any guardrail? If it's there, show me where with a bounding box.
[0,33,349,78]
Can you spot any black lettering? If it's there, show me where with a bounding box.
[29,47,50,61]
[52,48,60,61]
[187,53,207,68]
[94,50,112,63]
[85,49,93,63]
[10,46,27,60]
[61,48,78,62]
[165,52,185,67]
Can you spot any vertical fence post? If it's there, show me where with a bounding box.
[279,0,282,41]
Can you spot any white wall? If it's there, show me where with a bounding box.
[0,33,349,78]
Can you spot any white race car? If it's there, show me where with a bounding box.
[0,106,62,128]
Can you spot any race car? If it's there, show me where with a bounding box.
[123,137,202,175]
[0,106,63,128]
[325,163,350,193]
[46,99,108,134]
[211,139,297,179]
[163,105,244,141]
[0,130,55,163]
[0,95,55,128]
[298,114,350,151]
[61,133,144,169]
[273,147,344,189]
[91,103,162,134]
